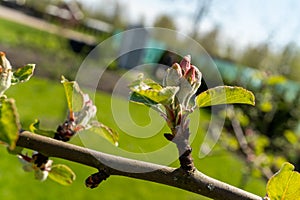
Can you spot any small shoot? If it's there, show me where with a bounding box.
[56,77,119,145]
[0,52,35,96]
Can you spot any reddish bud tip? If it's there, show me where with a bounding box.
[184,66,196,83]
[180,55,191,73]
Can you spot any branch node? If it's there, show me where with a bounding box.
[85,169,110,189]
[179,147,195,172]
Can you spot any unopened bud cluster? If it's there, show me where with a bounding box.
[163,55,202,110]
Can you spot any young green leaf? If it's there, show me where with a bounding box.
[48,164,76,186]
[129,77,179,105]
[196,86,255,107]
[129,92,158,107]
[0,98,20,149]
[61,76,84,113]
[136,86,179,105]
[89,121,119,146]
[129,77,163,91]
[29,119,56,138]
[266,162,300,199]
[129,92,166,116]
[11,64,35,84]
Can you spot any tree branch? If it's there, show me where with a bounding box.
[16,131,263,200]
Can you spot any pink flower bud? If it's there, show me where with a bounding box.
[184,66,196,84]
[0,52,10,69]
[179,55,191,73]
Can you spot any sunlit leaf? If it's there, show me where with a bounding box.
[0,98,20,149]
[266,162,300,200]
[137,86,179,104]
[29,119,56,138]
[48,164,76,186]
[129,77,163,91]
[61,76,84,113]
[196,86,255,107]
[89,121,119,146]
[129,92,158,107]
[11,64,35,84]
[129,77,179,105]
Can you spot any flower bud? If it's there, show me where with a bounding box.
[184,65,202,87]
[0,52,11,70]
[0,52,12,95]
[179,55,191,73]
[163,63,182,87]
[162,55,202,110]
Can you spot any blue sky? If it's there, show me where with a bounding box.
[77,0,300,50]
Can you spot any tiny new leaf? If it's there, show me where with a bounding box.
[61,76,84,113]
[196,86,255,107]
[48,164,76,186]
[11,64,35,84]
[89,121,119,146]
[29,119,56,138]
[266,162,300,199]
[0,98,20,149]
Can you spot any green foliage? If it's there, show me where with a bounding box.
[129,92,159,107]
[61,76,118,145]
[0,98,20,150]
[11,64,35,84]
[61,76,84,113]
[48,164,76,186]
[88,122,119,146]
[0,52,35,96]
[129,76,179,105]
[29,119,56,138]
[266,162,300,199]
[196,86,255,107]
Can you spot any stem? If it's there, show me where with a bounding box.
[16,131,262,200]
[172,115,194,171]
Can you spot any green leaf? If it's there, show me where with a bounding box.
[129,92,159,107]
[48,164,76,186]
[137,86,179,105]
[266,162,300,200]
[129,77,179,105]
[11,64,35,84]
[196,86,255,107]
[129,77,163,91]
[29,119,56,138]
[89,121,119,146]
[0,98,20,149]
[61,76,84,113]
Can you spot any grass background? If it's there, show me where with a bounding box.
[0,15,266,199]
